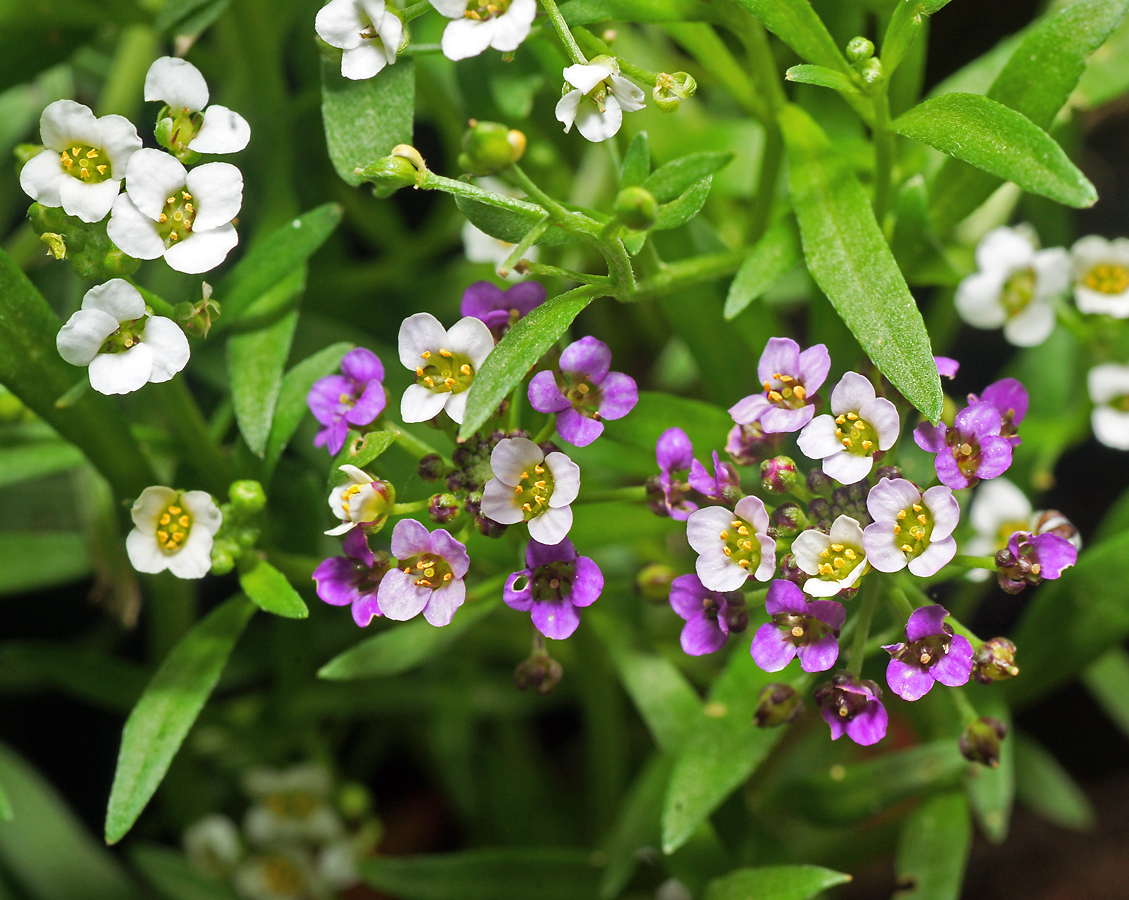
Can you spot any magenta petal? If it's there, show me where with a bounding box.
[931,635,973,687]
[532,597,581,639]
[844,701,887,745]
[341,347,384,384]
[460,281,507,318]
[503,568,535,611]
[808,599,846,630]
[527,538,576,569]
[797,633,839,672]
[346,381,386,426]
[935,356,960,379]
[887,658,935,701]
[596,372,638,420]
[955,402,1003,437]
[681,613,727,655]
[821,705,847,740]
[765,579,807,615]
[906,604,950,642]
[390,518,433,560]
[560,336,611,382]
[504,281,547,315]
[556,408,604,447]
[1031,532,1077,578]
[343,528,374,566]
[975,435,1013,479]
[933,450,972,490]
[757,337,800,385]
[313,557,360,606]
[352,595,382,626]
[657,428,694,472]
[429,529,470,578]
[980,377,1028,425]
[669,574,708,619]
[528,370,571,414]
[913,422,948,453]
[325,419,350,456]
[751,623,798,672]
[570,556,604,607]
[759,405,815,434]
[307,375,352,425]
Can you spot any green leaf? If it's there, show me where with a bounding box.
[894,791,971,900]
[1082,646,1129,740]
[154,0,230,38]
[785,64,860,94]
[214,203,341,323]
[130,844,241,900]
[105,596,255,844]
[642,152,733,204]
[0,442,85,490]
[724,216,802,319]
[330,428,400,474]
[1013,733,1095,831]
[321,56,414,186]
[453,195,575,246]
[319,597,500,680]
[0,641,146,714]
[1075,15,1129,109]
[892,93,1096,208]
[0,741,143,899]
[600,391,731,462]
[0,1,115,93]
[705,865,852,900]
[361,848,601,900]
[0,533,91,597]
[598,754,671,900]
[620,131,651,187]
[652,177,713,232]
[0,783,9,823]
[263,342,352,476]
[727,0,849,71]
[780,103,942,422]
[228,308,299,457]
[963,696,1014,843]
[459,286,602,439]
[561,0,717,26]
[238,558,309,619]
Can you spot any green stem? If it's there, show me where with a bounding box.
[533,415,556,443]
[401,42,443,55]
[467,570,510,603]
[383,421,452,467]
[499,216,549,277]
[392,499,430,515]
[886,580,915,621]
[540,0,587,64]
[597,236,636,292]
[516,262,613,285]
[630,250,745,298]
[401,0,431,21]
[578,485,647,504]
[574,27,658,85]
[145,575,196,663]
[749,122,784,243]
[872,91,894,225]
[847,580,879,677]
[97,24,159,120]
[509,165,575,222]
[158,378,232,494]
[949,686,980,726]
[952,554,998,570]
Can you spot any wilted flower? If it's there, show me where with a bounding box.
[690,451,740,502]
[376,518,470,626]
[797,372,900,485]
[685,496,776,591]
[668,574,746,655]
[995,530,1078,593]
[883,604,973,701]
[126,486,222,579]
[729,337,830,434]
[504,538,603,639]
[326,465,394,536]
[751,580,844,673]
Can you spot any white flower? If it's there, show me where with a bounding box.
[480,437,580,544]
[233,848,321,900]
[555,62,645,143]
[19,99,141,223]
[797,372,899,485]
[955,226,1070,347]
[145,57,251,154]
[56,279,190,395]
[862,478,959,577]
[398,312,493,424]
[462,221,536,281]
[1070,235,1129,318]
[315,0,404,80]
[1088,363,1129,450]
[326,464,392,536]
[685,496,776,591]
[126,486,222,580]
[107,148,242,274]
[183,815,243,877]
[242,764,344,847]
[430,0,536,61]
[793,515,868,597]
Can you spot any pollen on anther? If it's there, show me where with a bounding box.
[842,437,853,448]
[901,544,913,553]
[736,525,749,536]
[917,514,928,525]
[791,625,804,637]
[723,546,732,557]
[719,530,728,540]
[421,350,431,359]
[460,364,472,375]
[416,366,424,376]
[830,544,844,552]
[835,415,846,424]
[737,559,750,568]
[847,412,858,420]
[439,349,452,358]
[534,465,545,474]
[912,503,923,512]
[844,548,856,560]
[896,510,907,520]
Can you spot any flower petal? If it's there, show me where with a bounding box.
[145,57,209,110]
[528,505,573,544]
[1003,299,1055,347]
[40,99,100,150]
[796,414,841,460]
[681,613,727,655]
[18,150,66,208]
[88,344,153,394]
[860,396,901,449]
[729,393,771,426]
[906,604,949,642]
[398,312,448,369]
[954,271,1008,328]
[107,194,165,259]
[908,537,956,577]
[491,437,544,484]
[830,371,876,415]
[563,63,614,93]
[734,495,769,533]
[186,162,242,231]
[315,0,367,50]
[791,529,830,576]
[866,477,921,522]
[559,335,611,382]
[797,633,840,672]
[504,569,535,611]
[125,148,187,220]
[575,96,623,142]
[556,408,604,447]
[863,522,907,573]
[886,658,934,701]
[190,105,252,154]
[400,383,448,423]
[422,580,466,626]
[376,569,431,620]
[446,315,495,368]
[481,478,524,524]
[59,176,120,223]
[166,528,215,579]
[440,16,496,61]
[528,370,571,414]
[56,308,121,366]
[609,75,646,111]
[931,635,973,687]
[821,451,874,485]
[764,579,807,615]
[163,224,239,274]
[126,529,169,574]
[923,485,961,541]
[554,90,582,132]
[844,701,887,745]
[751,623,797,672]
[131,485,179,530]
[571,556,603,607]
[488,0,535,51]
[142,316,191,383]
[531,597,580,639]
[976,226,1035,272]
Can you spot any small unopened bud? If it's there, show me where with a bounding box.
[754,683,803,727]
[726,422,777,466]
[613,185,658,231]
[360,155,420,198]
[778,553,806,587]
[229,480,267,516]
[636,563,676,601]
[475,514,508,538]
[514,653,563,695]
[761,456,798,493]
[859,57,884,86]
[390,143,426,170]
[1033,509,1079,546]
[176,294,222,338]
[418,453,446,482]
[960,716,1008,768]
[210,537,239,576]
[874,465,904,482]
[40,232,66,259]
[972,637,1019,684]
[336,782,372,820]
[846,36,875,63]
[357,479,396,535]
[807,468,833,497]
[770,501,806,537]
[428,493,460,525]
[458,120,526,176]
[645,475,668,517]
[724,597,749,634]
[537,440,560,457]
[653,72,697,112]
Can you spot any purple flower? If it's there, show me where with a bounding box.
[686,496,776,591]
[883,604,973,701]
[307,348,386,456]
[935,356,960,380]
[863,478,960,577]
[376,519,470,626]
[995,530,1078,593]
[751,580,844,673]
[668,574,746,655]
[689,451,739,502]
[312,529,389,627]
[725,421,779,466]
[460,280,546,340]
[729,337,831,434]
[913,402,1013,490]
[797,372,900,485]
[504,538,603,640]
[814,673,888,746]
[969,377,1028,445]
[655,427,697,520]
[528,337,638,447]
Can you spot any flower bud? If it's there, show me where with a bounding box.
[210,537,239,576]
[959,716,1008,768]
[874,465,904,482]
[613,186,658,231]
[778,552,806,587]
[806,468,833,497]
[859,57,884,86]
[537,439,560,457]
[475,513,508,538]
[418,453,446,482]
[754,683,803,728]
[335,782,372,821]
[645,475,668,517]
[514,653,563,694]
[360,155,420,198]
[40,232,66,259]
[229,480,267,516]
[770,501,806,537]
[357,479,396,535]
[428,493,460,525]
[846,36,875,62]
[761,455,798,493]
[154,106,203,163]
[457,120,526,176]
[653,72,697,112]
[724,597,749,634]
[176,293,222,339]
[1033,509,1079,546]
[726,422,776,466]
[972,637,1019,684]
[635,563,676,601]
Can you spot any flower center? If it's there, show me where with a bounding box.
[402,553,454,590]
[948,433,983,479]
[1001,267,1037,317]
[262,856,306,894]
[531,559,576,603]
[815,541,862,581]
[1083,263,1129,295]
[763,373,808,409]
[893,502,934,560]
[718,517,762,572]
[157,190,197,248]
[156,501,192,553]
[772,612,833,647]
[821,686,870,720]
[514,463,555,521]
[59,143,112,183]
[464,0,513,20]
[415,348,475,395]
[99,316,148,355]
[265,791,319,820]
[834,413,877,456]
[995,519,1027,551]
[558,371,602,418]
[891,632,951,671]
[1108,393,1129,413]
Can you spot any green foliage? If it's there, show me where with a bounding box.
[264,342,352,475]
[0,442,83,490]
[1082,647,1129,740]
[130,844,241,900]
[0,533,91,597]
[330,428,400,473]
[1013,734,1095,831]
[724,216,801,319]
[642,151,732,203]
[238,558,309,619]
[728,0,848,72]
[894,791,971,900]
[704,865,852,900]
[229,309,299,457]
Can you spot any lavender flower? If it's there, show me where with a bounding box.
[668,574,746,655]
[883,604,973,701]
[686,496,776,591]
[913,402,1013,490]
[689,451,739,502]
[729,337,830,434]
[995,530,1078,593]
[528,336,638,447]
[792,515,868,597]
[654,427,697,520]
[863,478,959,577]
[751,580,844,673]
[814,673,888,746]
[504,538,603,639]
[480,437,580,544]
[797,372,900,485]
[312,529,390,626]
[460,280,546,340]
[376,519,470,626]
[307,348,386,456]
[935,356,960,380]
[725,421,778,466]
[969,377,1028,445]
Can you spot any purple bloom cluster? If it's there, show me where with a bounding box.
[668,574,747,655]
[995,530,1078,593]
[460,280,546,340]
[883,605,973,701]
[730,337,830,433]
[307,348,386,456]
[504,538,603,639]
[312,529,389,626]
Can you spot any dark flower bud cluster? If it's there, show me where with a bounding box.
[972,637,1020,683]
[754,683,803,728]
[995,530,1078,594]
[960,716,1009,768]
[514,652,564,695]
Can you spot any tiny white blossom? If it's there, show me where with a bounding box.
[1088,363,1129,450]
[797,372,899,485]
[326,464,392,536]
[685,496,776,591]
[480,437,580,544]
[233,848,321,900]
[183,815,243,877]
[56,279,190,395]
[107,148,242,274]
[398,312,493,424]
[1070,235,1129,318]
[555,62,645,143]
[20,99,141,223]
[430,0,536,61]
[242,765,344,846]
[793,515,868,597]
[126,486,222,580]
[955,226,1070,347]
[145,57,251,154]
[315,0,404,80]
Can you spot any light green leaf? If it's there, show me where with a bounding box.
[1014,733,1095,831]
[105,596,255,844]
[780,103,942,422]
[561,0,717,26]
[1075,14,1129,108]
[228,308,299,457]
[321,56,414,186]
[0,533,91,597]
[620,131,651,187]
[1082,646,1129,740]
[785,64,860,94]
[459,286,603,439]
[0,783,9,822]
[453,195,575,246]
[0,443,85,490]
[652,177,713,232]
[705,865,852,900]
[598,754,671,900]
[727,0,849,71]
[238,558,308,619]
[154,0,229,38]
[963,696,1014,843]
[642,152,732,203]
[724,216,802,319]
[894,791,971,900]
[319,597,500,680]
[330,428,400,475]
[130,844,241,900]
[892,93,1096,208]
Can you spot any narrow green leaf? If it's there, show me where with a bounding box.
[1075,14,1129,109]
[0,641,147,714]
[361,848,601,900]
[330,428,400,474]
[459,286,603,439]
[238,558,308,619]
[0,442,85,490]
[892,93,1096,208]
[130,844,241,900]
[319,597,500,680]
[621,131,651,187]
[561,0,717,26]
[228,308,299,457]
[727,0,849,71]
[1014,733,1095,831]
[0,533,91,597]
[154,0,229,38]
[780,104,942,422]
[0,783,9,822]
[963,696,1014,843]
[1082,646,1129,740]
[724,216,802,319]
[652,177,713,232]
[785,64,860,94]
[453,195,575,246]
[642,152,732,203]
[705,865,852,900]
[894,791,971,900]
[321,56,414,186]
[598,754,671,900]
[105,596,255,844]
